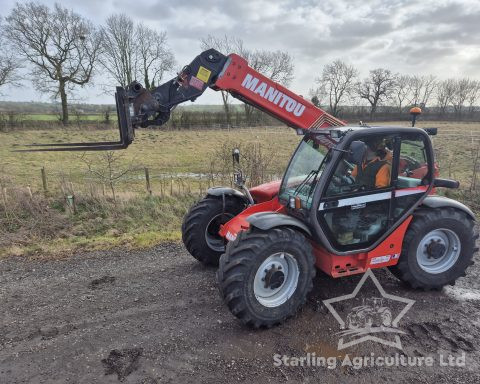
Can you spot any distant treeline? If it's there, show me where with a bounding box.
[1,104,480,132]
[0,101,246,115]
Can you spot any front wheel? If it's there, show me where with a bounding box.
[217,227,315,328]
[389,208,478,290]
[182,196,245,266]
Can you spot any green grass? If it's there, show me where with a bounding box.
[32,114,105,121]
[7,114,112,122]
[0,126,299,258]
[1,126,300,193]
[0,194,196,258]
[2,121,479,192]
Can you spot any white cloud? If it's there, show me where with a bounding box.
[1,0,479,105]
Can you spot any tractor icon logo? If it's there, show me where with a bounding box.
[323,269,415,350]
[346,297,392,329]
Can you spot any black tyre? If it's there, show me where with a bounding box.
[182,196,245,266]
[389,208,479,290]
[217,227,316,328]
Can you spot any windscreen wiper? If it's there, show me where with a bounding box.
[292,169,319,196]
[292,150,330,197]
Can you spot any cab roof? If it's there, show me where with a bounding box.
[311,125,437,136]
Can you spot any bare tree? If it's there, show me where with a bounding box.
[391,74,411,113]
[100,14,136,87]
[421,76,437,107]
[136,24,175,90]
[0,18,20,90]
[357,68,395,119]
[101,15,175,90]
[249,50,294,85]
[316,60,358,117]
[467,80,480,116]
[436,78,456,115]
[409,75,437,107]
[80,151,138,202]
[452,78,474,117]
[309,85,327,108]
[200,34,247,127]
[0,48,20,89]
[242,49,294,124]
[4,3,102,124]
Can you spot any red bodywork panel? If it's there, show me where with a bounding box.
[220,197,412,277]
[249,180,282,203]
[313,216,412,277]
[221,177,418,278]
[219,197,285,241]
[214,54,345,130]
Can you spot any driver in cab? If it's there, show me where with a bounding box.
[351,137,391,189]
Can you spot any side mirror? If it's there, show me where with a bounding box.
[232,148,240,164]
[348,141,366,166]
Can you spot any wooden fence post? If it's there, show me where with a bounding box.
[145,167,152,195]
[41,167,48,194]
[66,194,77,214]
[1,187,7,204]
[1,187,7,218]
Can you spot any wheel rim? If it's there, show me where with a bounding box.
[205,213,234,252]
[253,252,300,308]
[416,228,461,274]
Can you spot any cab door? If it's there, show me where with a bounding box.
[316,132,433,253]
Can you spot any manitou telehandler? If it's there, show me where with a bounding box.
[20,49,478,328]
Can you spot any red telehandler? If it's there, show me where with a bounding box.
[19,49,478,328]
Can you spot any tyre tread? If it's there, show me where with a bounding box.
[182,196,244,266]
[217,227,316,328]
[389,208,477,290]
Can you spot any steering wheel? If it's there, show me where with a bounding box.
[332,174,354,186]
[330,174,358,194]
[342,159,355,171]
[402,155,421,170]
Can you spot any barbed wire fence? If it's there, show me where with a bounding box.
[2,130,479,213]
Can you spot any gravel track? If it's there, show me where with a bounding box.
[1,242,479,383]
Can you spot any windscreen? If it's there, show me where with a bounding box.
[278,134,334,209]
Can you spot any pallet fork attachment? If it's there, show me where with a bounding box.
[13,87,135,152]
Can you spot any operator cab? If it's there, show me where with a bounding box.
[279,126,435,254]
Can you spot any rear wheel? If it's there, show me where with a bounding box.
[217,227,315,328]
[389,208,478,290]
[182,196,245,266]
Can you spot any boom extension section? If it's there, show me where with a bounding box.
[15,49,344,152]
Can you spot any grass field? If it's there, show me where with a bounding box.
[1,125,300,193]
[5,104,245,122]
[2,121,479,190]
[20,114,110,121]
[1,121,479,258]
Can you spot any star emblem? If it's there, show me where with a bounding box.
[323,269,415,350]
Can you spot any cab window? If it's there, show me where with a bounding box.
[317,132,431,252]
[325,134,394,197]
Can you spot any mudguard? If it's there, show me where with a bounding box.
[421,195,476,220]
[246,212,312,236]
[207,187,249,204]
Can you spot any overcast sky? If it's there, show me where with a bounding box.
[1,0,479,105]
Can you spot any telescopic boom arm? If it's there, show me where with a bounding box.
[16,49,344,152]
